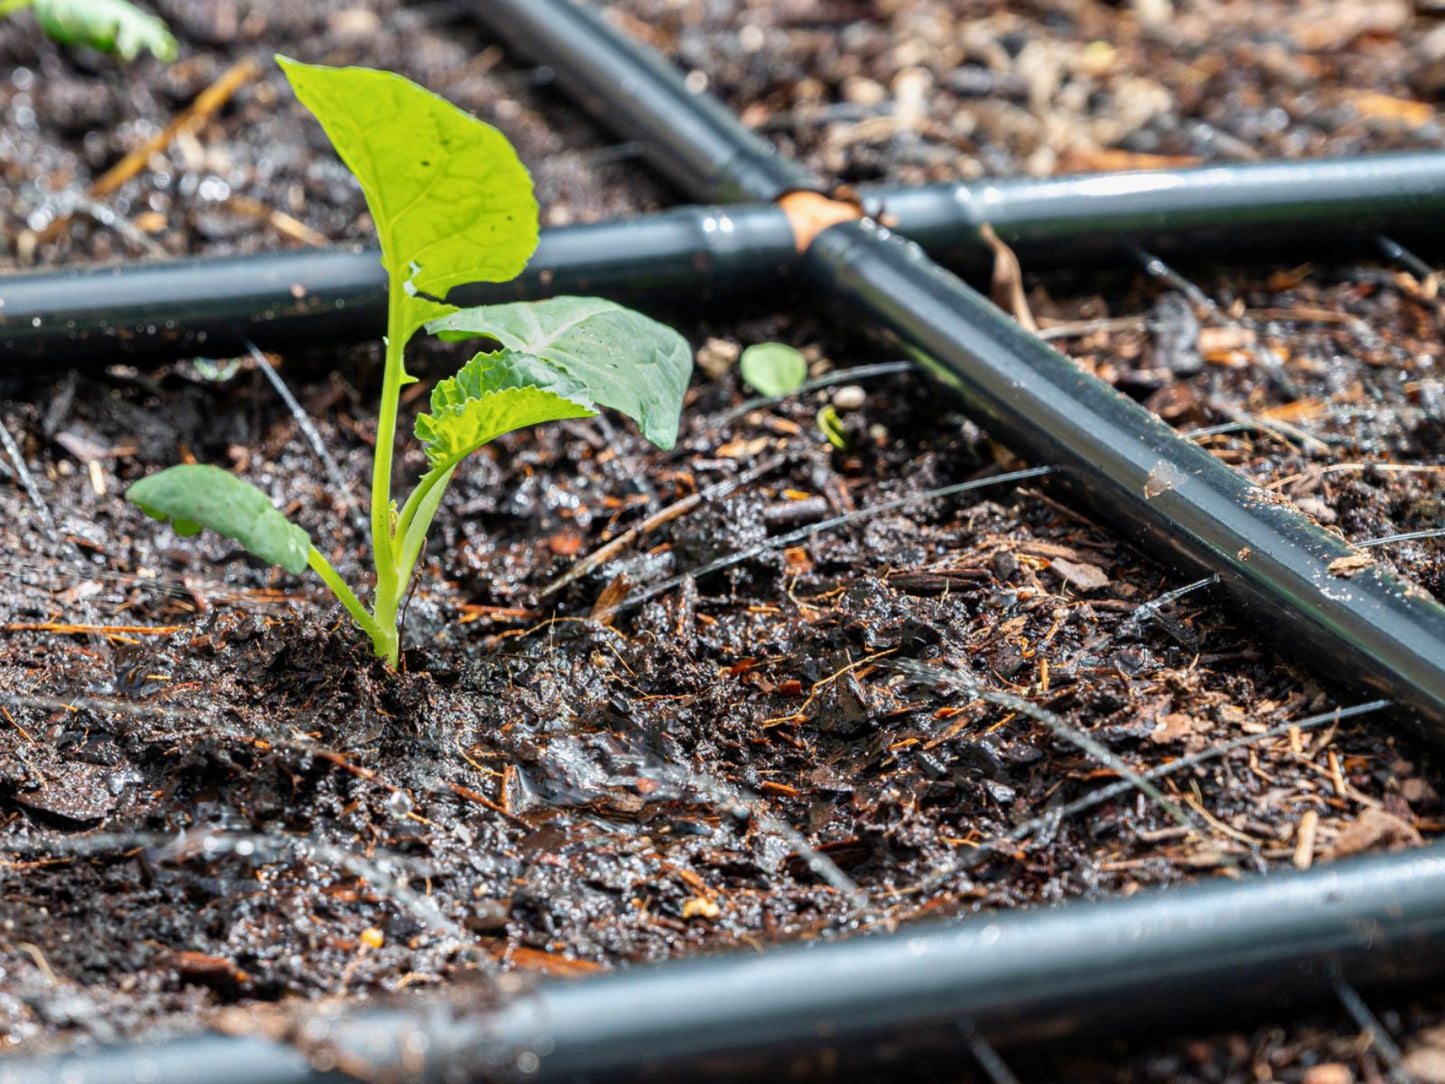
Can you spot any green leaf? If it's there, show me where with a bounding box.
[126,465,312,575]
[426,296,692,450]
[275,56,538,342]
[32,0,176,61]
[414,348,599,470]
[740,342,808,397]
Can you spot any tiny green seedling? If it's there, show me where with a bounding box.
[126,59,692,667]
[739,342,807,397]
[0,0,177,62]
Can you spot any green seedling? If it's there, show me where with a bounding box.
[816,404,850,451]
[739,342,807,397]
[126,59,692,667]
[0,0,177,62]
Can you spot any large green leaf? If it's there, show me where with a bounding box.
[426,296,692,450]
[31,0,177,62]
[126,465,311,575]
[275,56,538,342]
[414,349,599,471]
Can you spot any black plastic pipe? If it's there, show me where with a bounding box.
[0,203,798,370]
[9,152,1445,370]
[12,844,1445,1083]
[877,152,1445,275]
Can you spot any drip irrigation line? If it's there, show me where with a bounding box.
[8,152,1445,371]
[0,203,799,370]
[873,155,1445,275]
[15,843,1445,1084]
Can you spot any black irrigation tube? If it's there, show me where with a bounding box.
[479,0,1445,733]
[8,159,1445,368]
[0,203,799,369]
[11,845,1445,1084]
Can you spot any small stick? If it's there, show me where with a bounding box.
[3,622,182,636]
[36,57,261,244]
[35,59,261,245]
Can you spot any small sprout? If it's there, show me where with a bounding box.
[739,342,808,397]
[125,60,692,668]
[816,405,850,450]
[2,0,178,62]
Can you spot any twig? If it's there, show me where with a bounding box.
[34,56,261,245]
[3,622,181,636]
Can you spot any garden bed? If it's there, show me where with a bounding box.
[2,1,1445,1080]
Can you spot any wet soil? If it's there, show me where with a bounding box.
[2,1,1445,1081]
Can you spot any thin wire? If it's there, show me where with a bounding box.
[244,339,364,535]
[966,1031,1023,1084]
[898,698,1393,897]
[1358,527,1445,549]
[889,658,1225,864]
[1120,574,1219,635]
[1335,979,1413,1084]
[0,414,54,532]
[713,360,917,424]
[612,465,1053,615]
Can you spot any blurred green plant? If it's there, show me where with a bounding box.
[0,0,177,62]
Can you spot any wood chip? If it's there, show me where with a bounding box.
[1293,809,1319,870]
[1321,807,1423,862]
[1326,553,1375,578]
[1050,557,1110,592]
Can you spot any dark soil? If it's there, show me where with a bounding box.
[2,1,1444,1081]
